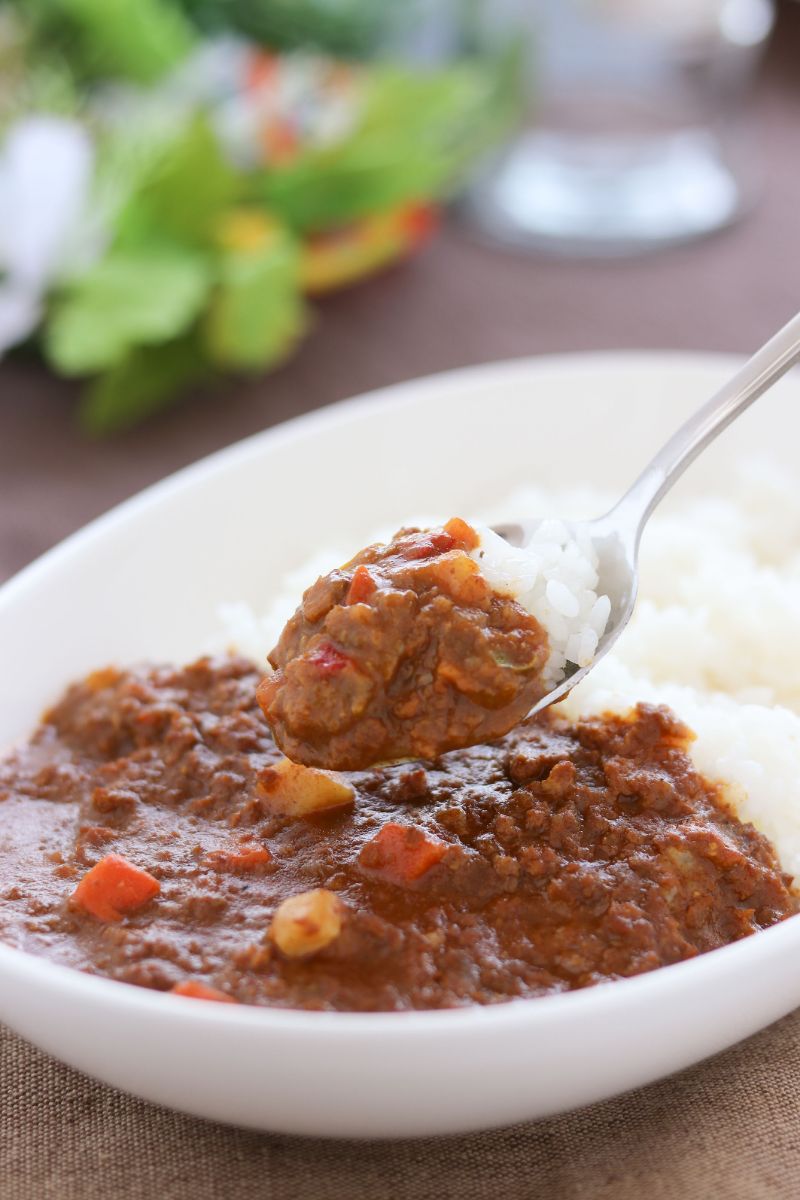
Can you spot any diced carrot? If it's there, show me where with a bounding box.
[205,845,272,873]
[170,980,238,1004]
[71,853,160,923]
[346,565,377,605]
[429,530,457,553]
[307,641,350,674]
[358,823,447,885]
[443,517,479,551]
[405,529,456,559]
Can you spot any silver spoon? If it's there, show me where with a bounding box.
[493,309,800,716]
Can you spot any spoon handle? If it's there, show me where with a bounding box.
[609,309,800,545]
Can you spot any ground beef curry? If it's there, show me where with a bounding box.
[0,656,793,1010]
[258,519,551,771]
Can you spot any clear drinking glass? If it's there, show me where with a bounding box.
[464,0,775,256]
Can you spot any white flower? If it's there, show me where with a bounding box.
[0,115,95,355]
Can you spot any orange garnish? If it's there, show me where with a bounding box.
[358,823,447,885]
[170,981,238,1004]
[71,854,160,923]
[346,565,377,605]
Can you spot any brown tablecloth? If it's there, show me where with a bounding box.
[2,7,800,1197]
[2,1008,800,1200]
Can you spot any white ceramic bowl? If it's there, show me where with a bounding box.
[2,353,800,1138]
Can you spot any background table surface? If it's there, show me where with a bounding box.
[2,7,800,1198]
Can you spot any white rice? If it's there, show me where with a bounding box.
[468,521,611,689]
[214,457,800,879]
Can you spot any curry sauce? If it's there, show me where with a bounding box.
[0,655,793,1010]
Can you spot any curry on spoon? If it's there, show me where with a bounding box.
[259,310,800,771]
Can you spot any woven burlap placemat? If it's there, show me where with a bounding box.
[2,1008,799,1200]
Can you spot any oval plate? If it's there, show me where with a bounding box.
[1,352,799,1137]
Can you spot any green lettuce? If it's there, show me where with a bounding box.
[46,246,211,375]
[206,229,305,371]
[252,61,519,233]
[17,0,196,83]
[79,334,210,434]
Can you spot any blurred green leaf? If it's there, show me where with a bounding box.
[177,0,398,57]
[0,13,81,126]
[252,63,516,233]
[115,117,239,248]
[206,227,305,370]
[46,247,212,374]
[88,109,190,242]
[11,0,521,433]
[16,0,196,83]
[79,334,209,434]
